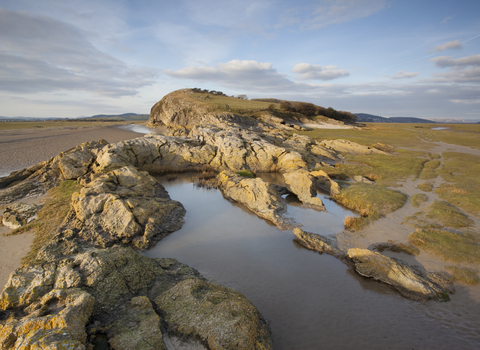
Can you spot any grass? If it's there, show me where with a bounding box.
[0,120,142,131]
[445,266,479,285]
[319,149,427,187]
[420,160,440,180]
[7,180,83,265]
[235,169,255,178]
[411,193,428,208]
[436,152,480,218]
[409,228,480,263]
[426,200,473,229]
[372,240,420,256]
[418,182,434,192]
[190,92,273,114]
[334,184,407,230]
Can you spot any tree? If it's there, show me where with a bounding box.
[237,94,248,100]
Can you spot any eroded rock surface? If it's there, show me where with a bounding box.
[283,170,325,210]
[1,202,40,229]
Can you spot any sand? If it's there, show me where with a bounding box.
[0,124,146,287]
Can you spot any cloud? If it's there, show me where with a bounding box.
[292,63,350,80]
[430,54,480,68]
[431,40,462,52]
[449,99,480,105]
[390,70,419,80]
[283,0,387,29]
[430,67,480,84]
[0,8,156,96]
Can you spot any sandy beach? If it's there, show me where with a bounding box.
[0,124,146,287]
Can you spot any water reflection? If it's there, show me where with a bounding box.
[143,173,470,349]
[116,124,155,134]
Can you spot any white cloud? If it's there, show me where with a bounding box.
[449,99,480,104]
[431,40,463,52]
[430,67,480,84]
[430,54,480,68]
[293,63,350,80]
[0,8,156,96]
[390,70,419,80]
[292,0,387,29]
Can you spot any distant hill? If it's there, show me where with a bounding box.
[355,113,436,124]
[80,113,149,121]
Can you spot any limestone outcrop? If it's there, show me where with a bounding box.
[156,278,272,350]
[319,139,389,156]
[283,170,325,210]
[348,248,454,302]
[217,171,295,230]
[293,228,345,260]
[1,202,39,229]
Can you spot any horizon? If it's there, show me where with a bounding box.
[0,1,479,120]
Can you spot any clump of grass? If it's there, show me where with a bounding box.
[372,240,420,256]
[418,182,434,192]
[420,160,440,180]
[411,193,428,208]
[427,200,473,229]
[333,184,407,230]
[445,266,479,285]
[431,153,441,159]
[235,169,255,178]
[409,228,480,263]
[344,216,362,230]
[9,180,83,265]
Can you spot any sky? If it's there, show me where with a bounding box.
[0,0,479,120]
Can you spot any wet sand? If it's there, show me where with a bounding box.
[0,124,146,287]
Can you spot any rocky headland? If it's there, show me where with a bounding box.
[0,89,455,349]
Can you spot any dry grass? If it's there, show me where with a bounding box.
[445,266,479,285]
[8,180,83,265]
[409,228,480,263]
[344,216,362,230]
[372,240,420,256]
[418,182,434,192]
[411,193,428,208]
[426,200,473,229]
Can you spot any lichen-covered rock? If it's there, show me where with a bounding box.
[319,139,388,155]
[0,288,94,349]
[72,166,185,249]
[217,171,295,230]
[1,202,40,229]
[155,278,272,350]
[347,248,455,301]
[283,170,325,210]
[108,296,166,350]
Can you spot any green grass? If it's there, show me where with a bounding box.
[420,160,440,180]
[411,193,428,208]
[436,152,480,218]
[7,180,83,265]
[426,200,473,229]
[334,184,407,230]
[319,149,427,187]
[0,120,142,131]
[409,228,480,263]
[445,266,479,285]
[418,182,434,192]
[235,169,256,178]
[190,92,273,114]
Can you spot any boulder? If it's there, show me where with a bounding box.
[217,171,295,230]
[347,248,455,301]
[283,170,325,210]
[1,202,40,229]
[293,228,345,260]
[310,170,340,195]
[155,278,272,350]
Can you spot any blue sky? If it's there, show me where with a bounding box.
[1,0,479,120]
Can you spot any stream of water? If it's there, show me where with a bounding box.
[143,173,477,349]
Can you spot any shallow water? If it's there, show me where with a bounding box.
[144,173,478,349]
[116,124,155,134]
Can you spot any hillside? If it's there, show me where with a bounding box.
[80,113,149,121]
[356,113,436,124]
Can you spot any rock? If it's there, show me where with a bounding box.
[108,296,166,350]
[283,170,325,210]
[155,278,272,350]
[352,175,374,184]
[72,166,186,249]
[319,139,388,155]
[217,171,295,230]
[1,202,40,229]
[0,288,94,349]
[347,248,455,301]
[293,228,345,260]
[310,170,340,195]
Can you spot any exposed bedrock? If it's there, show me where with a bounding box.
[217,170,295,230]
[293,228,454,302]
[283,170,325,210]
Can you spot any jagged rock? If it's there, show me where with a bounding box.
[283,170,325,210]
[1,202,40,229]
[293,228,345,260]
[155,278,272,350]
[0,288,94,349]
[72,166,186,249]
[217,171,295,230]
[310,170,340,195]
[347,248,455,301]
[319,139,388,155]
